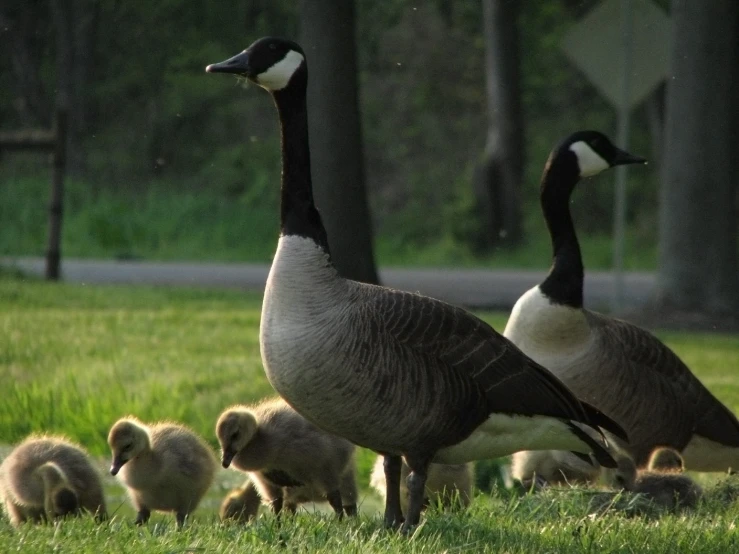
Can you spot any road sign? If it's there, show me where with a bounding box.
[561,0,671,110]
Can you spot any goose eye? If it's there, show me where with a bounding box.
[269,43,277,51]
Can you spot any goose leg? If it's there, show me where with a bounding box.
[270,493,284,517]
[175,511,187,528]
[343,503,358,517]
[134,507,150,525]
[326,490,344,519]
[383,455,404,528]
[402,456,431,534]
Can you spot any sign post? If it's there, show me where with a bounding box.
[561,0,671,311]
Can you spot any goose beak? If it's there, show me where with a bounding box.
[206,51,252,77]
[221,448,236,468]
[110,458,124,476]
[612,148,647,167]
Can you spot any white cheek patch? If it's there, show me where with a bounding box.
[569,141,609,177]
[256,50,305,91]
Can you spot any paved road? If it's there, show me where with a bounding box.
[1,257,655,311]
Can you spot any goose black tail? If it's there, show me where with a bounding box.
[567,422,617,468]
[581,401,628,442]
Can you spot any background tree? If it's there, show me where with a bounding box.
[473,0,524,250]
[655,0,739,319]
[299,0,378,284]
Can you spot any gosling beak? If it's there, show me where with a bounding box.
[221,448,236,469]
[206,51,252,77]
[612,148,647,167]
[110,457,124,476]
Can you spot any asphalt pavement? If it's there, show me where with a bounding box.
[1,256,655,311]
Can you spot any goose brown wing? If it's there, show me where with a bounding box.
[589,312,739,447]
[369,287,609,432]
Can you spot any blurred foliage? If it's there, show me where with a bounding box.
[0,0,663,261]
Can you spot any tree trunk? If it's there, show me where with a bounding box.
[69,0,100,176]
[3,1,51,126]
[474,0,524,250]
[299,0,379,284]
[656,0,739,316]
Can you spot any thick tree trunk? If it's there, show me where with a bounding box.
[474,0,524,250]
[299,0,379,284]
[656,0,739,316]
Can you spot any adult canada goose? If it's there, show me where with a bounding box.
[0,436,107,526]
[108,417,217,527]
[609,452,702,511]
[206,37,626,532]
[216,399,358,518]
[370,456,473,512]
[220,479,262,523]
[504,130,739,471]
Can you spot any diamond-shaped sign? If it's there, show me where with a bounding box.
[561,0,671,110]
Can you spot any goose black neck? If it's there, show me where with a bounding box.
[538,153,584,308]
[272,77,330,253]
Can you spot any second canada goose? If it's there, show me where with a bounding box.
[216,398,358,518]
[0,436,107,526]
[370,455,473,512]
[206,37,626,532]
[504,130,739,471]
[108,417,217,527]
[609,452,702,511]
[220,479,262,523]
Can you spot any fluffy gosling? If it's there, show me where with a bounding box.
[0,436,107,526]
[220,478,261,523]
[370,455,473,512]
[216,398,357,518]
[511,449,601,490]
[648,447,685,473]
[610,452,702,511]
[108,417,217,527]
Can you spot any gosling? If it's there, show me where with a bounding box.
[370,455,473,512]
[220,478,262,523]
[216,398,357,518]
[0,435,107,526]
[108,417,217,527]
[647,447,684,473]
[511,450,601,490]
[610,451,702,511]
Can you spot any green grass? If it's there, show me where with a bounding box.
[1,279,739,552]
[0,176,657,270]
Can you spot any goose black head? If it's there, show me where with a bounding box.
[558,131,646,179]
[206,37,306,92]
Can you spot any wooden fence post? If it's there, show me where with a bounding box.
[45,106,68,280]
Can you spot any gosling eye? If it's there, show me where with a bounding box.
[230,432,239,442]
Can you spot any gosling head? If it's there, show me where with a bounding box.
[648,447,685,473]
[206,37,306,93]
[108,418,149,476]
[37,463,80,519]
[608,454,637,491]
[216,408,258,469]
[557,130,646,179]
